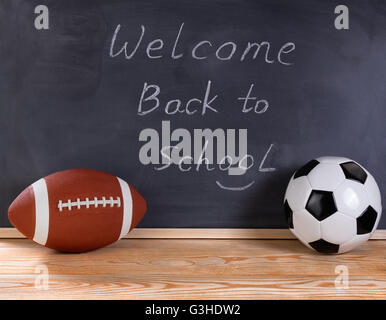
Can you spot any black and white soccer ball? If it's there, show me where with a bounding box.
[284,156,382,254]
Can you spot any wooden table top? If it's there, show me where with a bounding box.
[0,238,385,299]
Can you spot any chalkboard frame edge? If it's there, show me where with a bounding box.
[1,228,385,240]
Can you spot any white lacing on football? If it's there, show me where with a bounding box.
[58,196,121,212]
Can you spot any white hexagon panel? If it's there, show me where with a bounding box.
[292,210,321,243]
[307,162,345,191]
[321,212,356,245]
[284,176,312,211]
[317,156,351,164]
[364,173,382,213]
[334,180,369,218]
[338,234,372,254]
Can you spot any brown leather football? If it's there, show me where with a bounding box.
[8,169,147,252]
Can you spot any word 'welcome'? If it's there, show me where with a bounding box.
[110,23,295,64]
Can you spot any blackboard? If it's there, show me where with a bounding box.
[1,0,385,229]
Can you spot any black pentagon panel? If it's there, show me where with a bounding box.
[306,190,337,221]
[357,206,378,235]
[284,200,294,229]
[340,161,367,184]
[309,239,340,254]
[293,159,320,179]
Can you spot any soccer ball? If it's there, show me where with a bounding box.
[284,156,382,254]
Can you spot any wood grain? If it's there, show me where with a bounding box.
[0,238,385,299]
[1,228,386,239]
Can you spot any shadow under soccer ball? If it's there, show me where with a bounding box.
[284,156,382,254]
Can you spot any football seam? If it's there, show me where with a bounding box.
[58,196,121,211]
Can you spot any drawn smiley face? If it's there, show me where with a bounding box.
[216,144,276,191]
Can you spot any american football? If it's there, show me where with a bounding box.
[284,157,382,254]
[8,169,147,252]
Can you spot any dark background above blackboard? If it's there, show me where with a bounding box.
[1,0,385,228]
